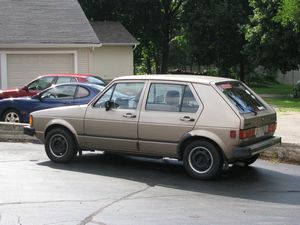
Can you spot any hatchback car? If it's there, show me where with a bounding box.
[1,83,104,123]
[24,75,281,179]
[0,74,106,100]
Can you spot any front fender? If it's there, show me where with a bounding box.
[44,119,79,144]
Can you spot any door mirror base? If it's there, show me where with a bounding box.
[105,100,112,111]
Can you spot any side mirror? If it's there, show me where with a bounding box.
[105,100,112,111]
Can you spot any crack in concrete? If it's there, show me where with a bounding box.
[43,219,81,225]
[0,198,112,207]
[78,186,150,225]
[17,216,22,225]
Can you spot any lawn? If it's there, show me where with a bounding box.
[249,84,300,112]
[263,98,300,112]
[251,84,294,96]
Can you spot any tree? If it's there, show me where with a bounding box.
[168,33,193,72]
[78,0,184,74]
[244,0,300,73]
[184,0,252,81]
[275,0,300,31]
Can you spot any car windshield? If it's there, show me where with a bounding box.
[217,82,266,114]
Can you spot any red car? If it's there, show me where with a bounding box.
[0,74,106,99]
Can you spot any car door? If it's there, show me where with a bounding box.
[138,81,203,157]
[26,76,56,96]
[35,85,77,111]
[83,81,146,152]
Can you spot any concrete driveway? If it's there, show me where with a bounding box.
[276,112,300,144]
[0,142,299,225]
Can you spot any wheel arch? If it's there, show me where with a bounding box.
[177,131,227,162]
[1,107,23,122]
[44,120,80,148]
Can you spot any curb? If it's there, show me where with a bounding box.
[0,122,38,143]
[0,122,299,164]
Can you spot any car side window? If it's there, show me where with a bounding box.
[27,77,55,91]
[40,85,77,99]
[181,87,199,113]
[94,82,144,109]
[75,86,90,98]
[146,83,199,112]
[56,77,77,84]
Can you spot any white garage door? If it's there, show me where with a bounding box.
[7,54,74,88]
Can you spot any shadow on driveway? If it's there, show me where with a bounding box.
[38,152,300,206]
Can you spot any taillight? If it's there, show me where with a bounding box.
[29,115,33,127]
[239,128,255,139]
[267,122,277,133]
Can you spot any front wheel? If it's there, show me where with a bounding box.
[2,109,23,123]
[183,140,223,180]
[45,128,78,163]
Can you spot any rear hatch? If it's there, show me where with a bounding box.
[216,81,277,145]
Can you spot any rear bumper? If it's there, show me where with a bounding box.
[233,136,281,159]
[23,126,35,137]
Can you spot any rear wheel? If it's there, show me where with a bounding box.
[183,140,223,180]
[2,109,23,123]
[45,128,78,163]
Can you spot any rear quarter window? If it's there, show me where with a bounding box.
[217,82,266,114]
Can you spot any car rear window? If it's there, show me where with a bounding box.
[87,76,106,85]
[217,82,266,114]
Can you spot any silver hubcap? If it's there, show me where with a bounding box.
[4,112,20,123]
[49,134,69,158]
[188,147,213,174]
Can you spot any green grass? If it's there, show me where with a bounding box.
[251,84,294,95]
[249,83,300,112]
[264,98,300,112]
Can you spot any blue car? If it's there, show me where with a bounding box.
[0,83,104,123]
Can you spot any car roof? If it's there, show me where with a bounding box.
[113,74,237,85]
[39,74,97,78]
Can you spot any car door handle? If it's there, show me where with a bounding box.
[180,116,195,122]
[123,113,136,118]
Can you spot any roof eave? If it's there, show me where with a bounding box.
[100,42,139,46]
[0,43,103,48]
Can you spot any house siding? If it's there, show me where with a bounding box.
[77,48,89,74]
[90,45,134,80]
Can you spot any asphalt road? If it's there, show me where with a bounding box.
[0,142,299,225]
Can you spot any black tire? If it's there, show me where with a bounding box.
[2,109,23,123]
[45,128,78,163]
[239,154,260,166]
[183,140,223,180]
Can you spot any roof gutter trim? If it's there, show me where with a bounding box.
[100,42,140,46]
[0,43,103,48]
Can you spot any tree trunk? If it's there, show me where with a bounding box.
[161,40,170,73]
[239,60,245,82]
[146,55,152,74]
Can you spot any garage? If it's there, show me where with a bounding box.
[6,53,75,88]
